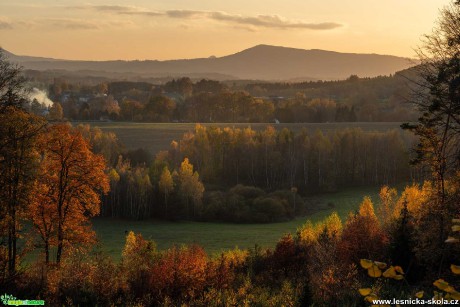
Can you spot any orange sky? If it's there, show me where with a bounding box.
[0,0,452,60]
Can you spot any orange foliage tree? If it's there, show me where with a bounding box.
[149,245,208,303]
[338,197,389,264]
[30,124,109,264]
[0,107,45,279]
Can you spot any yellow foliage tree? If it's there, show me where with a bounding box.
[159,166,174,217]
[378,186,397,226]
[178,158,204,218]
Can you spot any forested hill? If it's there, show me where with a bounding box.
[3,44,414,81]
[37,69,418,123]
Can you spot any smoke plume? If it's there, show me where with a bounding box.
[29,88,54,107]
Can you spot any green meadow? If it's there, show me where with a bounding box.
[92,185,382,260]
[72,122,403,259]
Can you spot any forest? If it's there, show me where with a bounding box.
[1,1,460,306]
[91,124,417,222]
[26,66,418,124]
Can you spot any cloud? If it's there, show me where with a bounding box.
[120,10,163,17]
[208,12,341,30]
[71,5,342,30]
[0,18,13,30]
[92,5,136,13]
[166,10,204,19]
[72,5,163,17]
[108,20,136,28]
[69,5,135,12]
[44,18,99,30]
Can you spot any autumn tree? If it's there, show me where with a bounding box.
[122,231,157,299]
[178,158,204,218]
[402,0,460,268]
[149,245,208,303]
[0,52,46,280]
[159,167,174,218]
[30,124,109,264]
[0,108,45,280]
[338,197,388,264]
[378,185,398,228]
[48,102,63,121]
[144,96,176,122]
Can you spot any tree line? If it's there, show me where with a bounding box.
[93,124,420,221]
[169,125,418,190]
[32,70,420,123]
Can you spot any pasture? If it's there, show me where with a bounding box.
[75,121,403,154]
[92,185,383,260]
[73,122,404,259]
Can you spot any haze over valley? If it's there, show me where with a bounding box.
[3,44,414,81]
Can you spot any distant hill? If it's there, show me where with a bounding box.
[2,45,415,81]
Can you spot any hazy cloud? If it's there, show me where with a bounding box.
[0,19,13,30]
[92,5,136,13]
[74,5,162,16]
[73,5,342,30]
[120,11,163,17]
[166,10,204,19]
[69,5,136,12]
[209,12,341,30]
[45,18,99,30]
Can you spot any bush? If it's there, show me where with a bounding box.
[252,197,287,223]
[229,184,266,199]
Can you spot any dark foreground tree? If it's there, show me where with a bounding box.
[402,0,460,269]
[0,108,45,283]
[0,49,28,113]
[0,51,45,284]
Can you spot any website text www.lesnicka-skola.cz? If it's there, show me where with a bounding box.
[373,298,459,305]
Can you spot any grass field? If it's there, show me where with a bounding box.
[74,121,403,154]
[69,122,402,259]
[92,186,382,260]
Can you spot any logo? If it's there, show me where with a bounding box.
[0,294,45,306]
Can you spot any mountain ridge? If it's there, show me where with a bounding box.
[2,45,415,81]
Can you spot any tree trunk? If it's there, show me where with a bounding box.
[45,240,49,265]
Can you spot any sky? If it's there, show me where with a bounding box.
[0,0,452,61]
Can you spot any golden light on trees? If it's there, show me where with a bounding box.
[30,124,109,264]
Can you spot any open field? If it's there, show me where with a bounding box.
[69,122,404,259]
[74,121,404,154]
[92,186,382,260]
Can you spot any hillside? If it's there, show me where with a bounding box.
[3,45,414,81]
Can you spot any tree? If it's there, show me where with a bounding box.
[0,50,46,280]
[378,186,397,227]
[0,49,28,113]
[402,0,460,267]
[159,167,174,218]
[145,96,176,122]
[48,102,63,121]
[122,231,157,298]
[30,124,109,264]
[402,1,460,202]
[338,197,388,264]
[0,108,45,279]
[178,158,204,218]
